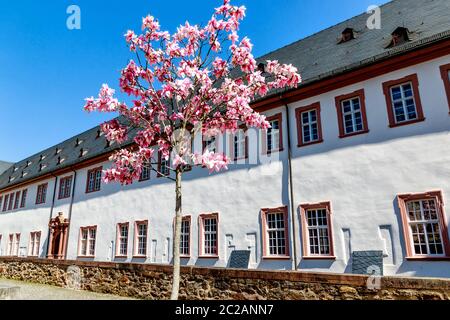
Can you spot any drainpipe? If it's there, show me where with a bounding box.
[45,174,59,258]
[284,101,299,270]
[64,167,77,260]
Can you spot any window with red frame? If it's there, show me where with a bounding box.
[20,189,27,208]
[13,233,20,256]
[439,63,450,112]
[300,202,334,258]
[180,217,191,256]
[35,183,48,204]
[199,214,218,257]
[261,207,289,258]
[263,113,283,153]
[335,89,369,138]
[79,226,97,257]
[2,194,9,212]
[13,191,21,210]
[7,192,14,210]
[86,167,102,193]
[157,152,170,177]
[398,191,450,258]
[58,176,73,199]
[295,103,323,147]
[0,196,2,212]
[7,234,13,256]
[28,231,41,257]
[230,127,248,160]
[116,223,129,257]
[134,221,148,257]
[382,74,425,127]
[139,161,151,181]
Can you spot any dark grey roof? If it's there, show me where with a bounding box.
[0,161,13,175]
[1,0,449,191]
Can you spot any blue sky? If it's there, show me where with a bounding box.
[0,0,389,163]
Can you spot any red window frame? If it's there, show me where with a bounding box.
[13,191,21,210]
[299,201,335,259]
[334,89,370,138]
[439,63,450,113]
[0,196,2,211]
[35,183,48,205]
[262,113,284,154]
[382,73,425,128]
[20,189,27,208]
[28,231,41,257]
[58,176,73,199]
[295,102,324,147]
[139,161,151,181]
[133,220,148,258]
[78,226,97,257]
[261,206,290,259]
[2,194,9,212]
[397,190,450,260]
[8,192,15,210]
[115,222,129,258]
[86,167,102,193]
[229,125,249,161]
[157,152,170,178]
[198,213,219,258]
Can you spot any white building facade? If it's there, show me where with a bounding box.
[1,0,450,277]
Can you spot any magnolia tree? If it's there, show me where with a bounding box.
[84,0,301,300]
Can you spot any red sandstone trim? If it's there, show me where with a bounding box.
[133,220,149,258]
[229,125,249,161]
[261,206,290,259]
[115,222,129,258]
[299,201,335,259]
[261,113,284,154]
[397,190,450,259]
[85,166,102,194]
[77,225,97,258]
[334,89,370,138]
[382,74,425,128]
[173,215,192,258]
[439,63,450,113]
[198,213,219,258]
[295,102,324,147]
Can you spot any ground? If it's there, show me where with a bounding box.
[0,278,135,300]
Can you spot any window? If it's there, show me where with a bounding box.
[58,176,73,199]
[263,113,283,154]
[28,231,41,257]
[203,135,217,153]
[35,183,48,204]
[139,161,151,181]
[300,202,335,258]
[116,223,129,257]
[20,189,27,208]
[78,226,97,257]
[398,191,450,259]
[13,191,21,210]
[0,196,2,212]
[8,193,14,211]
[158,152,170,177]
[86,167,102,193]
[2,194,9,212]
[382,74,425,127]
[134,221,148,257]
[180,216,191,257]
[230,127,248,160]
[261,207,289,258]
[439,63,450,112]
[199,213,219,257]
[338,28,355,44]
[335,89,369,138]
[7,234,13,256]
[295,103,323,147]
[386,27,410,48]
[13,233,20,256]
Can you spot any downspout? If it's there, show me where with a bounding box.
[45,174,59,257]
[284,101,299,270]
[64,167,77,260]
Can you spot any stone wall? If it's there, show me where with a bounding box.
[0,257,449,300]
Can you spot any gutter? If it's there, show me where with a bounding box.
[45,174,59,257]
[284,102,298,270]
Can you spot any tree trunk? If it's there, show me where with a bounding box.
[170,168,182,300]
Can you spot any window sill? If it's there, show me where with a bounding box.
[180,255,191,259]
[132,255,147,259]
[114,255,128,259]
[198,255,219,259]
[266,148,284,155]
[302,255,336,260]
[339,130,369,139]
[297,139,323,148]
[262,255,291,260]
[77,256,95,259]
[406,256,450,261]
[138,178,150,182]
[389,117,425,128]
[85,190,101,194]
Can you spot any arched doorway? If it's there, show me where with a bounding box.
[47,212,69,259]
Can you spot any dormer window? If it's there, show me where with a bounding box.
[13,166,18,172]
[55,148,62,155]
[57,157,61,165]
[387,27,410,48]
[338,28,355,44]
[79,148,88,158]
[96,130,103,139]
[25,160,32,167]
[75,138,82,146]
[257,62,266,73]
[39,155,46,162]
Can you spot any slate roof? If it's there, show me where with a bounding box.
[0,161,13,175]
[1,0,449,191]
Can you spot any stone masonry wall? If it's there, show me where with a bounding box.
[0,257,449,300]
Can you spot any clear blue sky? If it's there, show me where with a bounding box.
[0,0,389,163]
